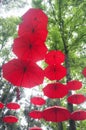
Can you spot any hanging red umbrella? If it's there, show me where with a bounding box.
[45,50,65,65]
[2,59,44,88]
[42,106,71,122]
[29,110,42,119]
[44,64,67,80]
[2,115,18,123]
[67,94,85,104]
[67,80,82,90]
[22,8,48,28]
[18,22,48,42]
[82,67,86,77]
[70,110,86,121]
[0,102,4,109]
[43,82,68,98]
[29,127,42,130]
[6,102,20,110]
[30,97,46,106]
[12,33,48,62]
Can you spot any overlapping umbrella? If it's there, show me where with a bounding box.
[6,102,20,110]
[67,80,82,90]
[43,82,68,98]
[30,97,46,106]
[67,94,85,104]
[45,50,65,65]
[44,64,67,80]
[70,110,86,121]
[29,126,42,130]
[2,115,18,123]
[42,106,71,122]
[2,59,44,88]
[29,110,42,119]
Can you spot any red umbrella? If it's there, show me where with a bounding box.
[43,82,68,98]
[44,64,67,80]
[67,80,82,90]
[6,102,20,110]
[29,127,42,130]
[12,33,48,62]
[70,110,86,121]
[82,67,86,77]
[45,50,65,65]
[29,110,42,119]
[18,22,48,42]
[30,97,46,106]
[22,8,48,28]
[2,59,44,88]
[2,115,18,123]
[67,94,85,104]
[0,102,4,109]
[42,106,71,122]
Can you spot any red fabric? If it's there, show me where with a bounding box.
[44,64,67,80]
[70,110,86,121]
[2,59,44,88]
[67,80,82,90]
[0,102,4,109]
[6,102,20,110]
[29,127,42,130]
[18,22,48,42]
[67,94,85,104]
[82,67,86,77]
[22,8,48,28]
[43,82,68,98]
[45,50,65,65]
[2,115,18,123]
[29,110,42,119]
[42,106,71,122]
[31,97,46,106]
[12,33,48,62]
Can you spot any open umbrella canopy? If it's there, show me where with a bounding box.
[43,82,68,98]
[67,94,86,104]
[30,97,46,106]
[22,8,48,28]
[42,106,71,122]
[45,50,65,65]
[70,110,86,121]
[29,127,42,130]
[12,33,48,62]
[67,80,82,90]
[29,110,42,119]
[82,67,86,77]
[44,64,67,80]
[6,102,20,110]
[0,102,4,109]
[2,115,18,123]
[2,59,44,88]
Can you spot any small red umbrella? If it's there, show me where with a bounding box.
[29,127,42,130]
[42,106,71,122]
[6,102,20,110]
[43,82,68,98]
[2,59,44,88]
[12,33,48,62]
[22,8,48,28]
[2,115,18,123]
[70,110,86,121]
[18,22,48,42]
[0,102,4,109]
[45,50,65,65]
[82,67,86,77]
[30,97,46,106]
[67,94,85,104]
[44,64,67,80]
[29,110,42,119]
[67,80,82,90]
